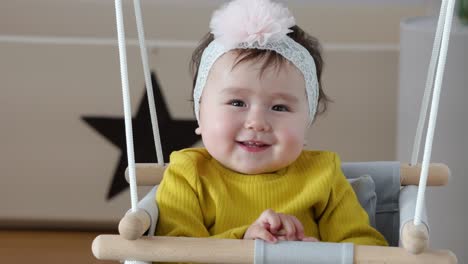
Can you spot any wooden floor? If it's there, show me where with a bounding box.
[0,230,117,263]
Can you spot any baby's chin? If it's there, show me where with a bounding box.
[228,163,285,175]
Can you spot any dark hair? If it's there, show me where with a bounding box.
[190,25,331,119]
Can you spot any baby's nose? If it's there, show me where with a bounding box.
[244,110,271,132]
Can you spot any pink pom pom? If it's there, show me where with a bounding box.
[210,0,296,49]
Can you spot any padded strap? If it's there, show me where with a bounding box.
[254,240,354,264]
[399,185,429,240]
[139,186,159,236]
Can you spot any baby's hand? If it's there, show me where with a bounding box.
[243,209,318,243]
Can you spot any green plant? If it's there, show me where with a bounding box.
[459,0,468,24]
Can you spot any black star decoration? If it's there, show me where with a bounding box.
[82,71,200,200]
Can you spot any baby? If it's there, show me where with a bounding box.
[155,0,387,247]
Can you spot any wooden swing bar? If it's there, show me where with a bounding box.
[92,235,457,264]
[125,162,450,186]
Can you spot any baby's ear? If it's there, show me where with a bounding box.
[195,127,202,135]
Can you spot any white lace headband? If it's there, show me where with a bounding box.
[193,0,319,124]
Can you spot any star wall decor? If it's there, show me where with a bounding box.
[83,72,200,200]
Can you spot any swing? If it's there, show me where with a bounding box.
[92,0,458,263]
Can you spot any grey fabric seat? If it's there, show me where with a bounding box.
[342,162,401,246]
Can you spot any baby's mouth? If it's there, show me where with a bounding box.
[236,140,271,152]
[240,141,268,147]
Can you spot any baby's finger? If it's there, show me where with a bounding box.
[290,216,305,240]
[252,225,278,243]
[276,235,287,241]
[302,236,319,242]
[258,209,281,233]
[278,214,297,240]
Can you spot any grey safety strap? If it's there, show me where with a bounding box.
[254,240,354,264]
[399,185,429,239]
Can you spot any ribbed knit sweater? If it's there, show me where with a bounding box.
[155,148,387,247]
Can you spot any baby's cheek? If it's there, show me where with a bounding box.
[215,118,237,136]
[282,127,305,145]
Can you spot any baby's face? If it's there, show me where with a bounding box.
[197,51,309,174]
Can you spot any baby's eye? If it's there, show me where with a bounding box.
[272,104,290,112]
[228,99,246,107]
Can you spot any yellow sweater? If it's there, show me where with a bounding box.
[156,148,387,247]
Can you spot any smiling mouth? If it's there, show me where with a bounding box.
[237,141,271,152]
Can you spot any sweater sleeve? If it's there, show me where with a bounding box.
[155,151,249,240]
[317,153,388,246]
[155,151,208,238]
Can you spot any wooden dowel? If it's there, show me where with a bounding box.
[354,245,457,264]
[92,235,457,264]
[92,235,254,264]
[125,164,166,186]
[400,221,429,254]
[400,163,449,186]
[126,163,450,187]
[118,209,151,240]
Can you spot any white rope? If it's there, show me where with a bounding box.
[133,0,165,165]
[414,0,456,226]
[114,0,138,212]
[410,0,448,165]
[116,3,162,261]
